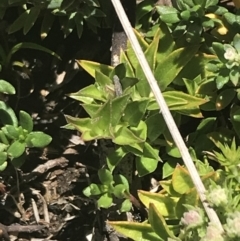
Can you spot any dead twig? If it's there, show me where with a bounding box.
[111,0,223,232]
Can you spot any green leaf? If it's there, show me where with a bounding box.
[156,6,180,24]
[215,70,230,89]
[7,140,26,158]
[113,184,127,199]
[2,125,19,139]
[149,203,177,240]
[108,221,162,241]
[97,193,113,208]
[163,91,207,111]
[74,13,84,38]
[215,89,236,111]
[155,46,199,90]
[156,22,176,62]
[143,142,160,160]
[166,144,181,158]
[25,132,52,148]
[0,162,7,171]
[135,28,161,96]
[90,184,106,195]
[0,101,18,126]
[107,147,128,172]
[0,80,15,94]
[120,199,132,212]
[212,42,226,63]
[8,10,28,34]
[138,190,176,217]
[113,126,145,146]
[230,66,240,86]
[82,104,101,117]
[162,158,179,179]
[69,84,106,102]
[6,42,60,67]
[82,186,92,197]
[121,77,139,90]
[114,174,130,191]
[77,60,113,78]
[0,152,7,165]
[172,165,194,194]
[122,99,149,127]
[130,120,147,141]
[23,7,40,35]
[231,105,240,139]
[19,111,33,132]
[126,29,149,70]
[111,94,130,126]
[98,169,113,185]
[136,156,158,177]
[136,0,154,21]
[183,77,199,96]
[41,10,55,39]
[120,51,135,77]
[95,70,112,86]
[146,113,166,142]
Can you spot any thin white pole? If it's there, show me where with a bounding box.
[111,0,223,231]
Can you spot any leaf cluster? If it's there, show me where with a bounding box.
[0,80,52,171]
[0,0,106,38]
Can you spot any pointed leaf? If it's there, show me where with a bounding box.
[126,29,149,70]
[135,28,161,96]
[136,156,158,176]
[149,203,177,240]
[122,99,149,127]
[155,46,199,91]
[8,10,28,34]
[138,190,176,217]
[77,60,113,78]
[113,126,144,145]
[111,94,130,126]
[107,147,128,172]
[156,22,176,61]
[41,10,55,39]
[108,221,162,241]
[146,113,166,142]
[23,7,40,35]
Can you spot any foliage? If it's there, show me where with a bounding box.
[63,0,240,240]
[0,33,59,171]
[109,145,240,240]
[0,0,240,239]
[65,24,208,183]
[0,80,52,171]
[0,0,106,38]
[83,169,132,212]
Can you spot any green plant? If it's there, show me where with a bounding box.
[207,34,240,89]
[59,0,240,239]
[83,169,132,212]
[64,23,210,213]
[0,0,106,38]
[0,80,52,171]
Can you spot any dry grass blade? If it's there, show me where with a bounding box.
[111,0,223,232]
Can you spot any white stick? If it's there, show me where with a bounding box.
[111,0,223,231]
